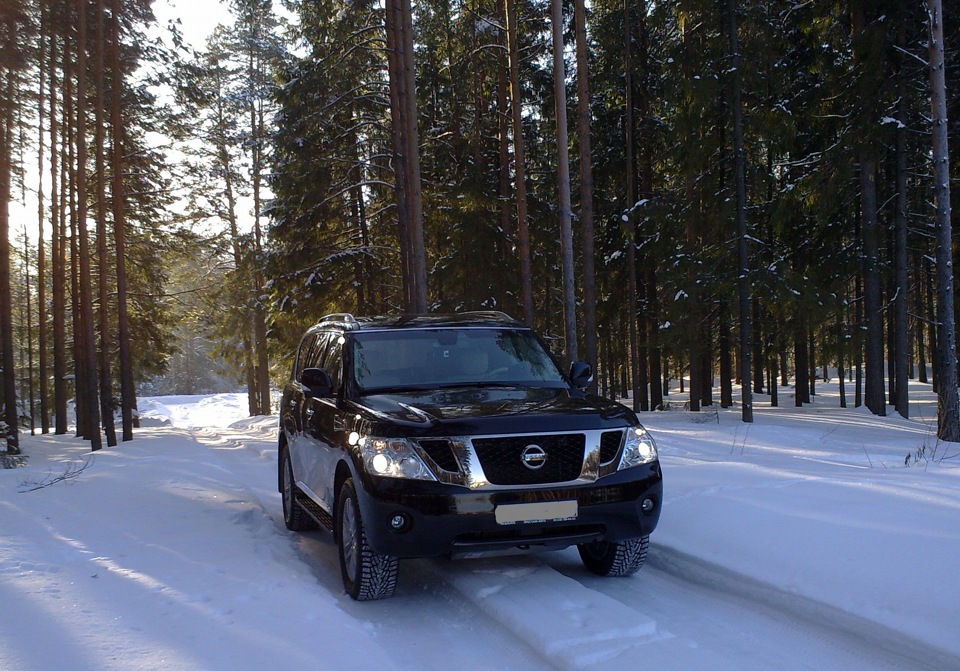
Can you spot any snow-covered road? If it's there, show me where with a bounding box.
[2,385,958,670]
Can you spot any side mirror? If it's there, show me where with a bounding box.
[301,367,333,398]
[569,361,593,390]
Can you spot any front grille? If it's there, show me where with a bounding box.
[472,434,585,485]
[599,430,623,465]
[417,439,460,473]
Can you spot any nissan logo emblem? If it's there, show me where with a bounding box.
[521,444,547,470]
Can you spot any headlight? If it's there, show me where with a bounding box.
[358,436,436,481]
[618,427,658,470]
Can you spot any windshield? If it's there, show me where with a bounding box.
[351,328,567,393]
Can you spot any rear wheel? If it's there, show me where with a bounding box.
[337,478,399,600]
[578,535,649,577]
[280,446,318,531]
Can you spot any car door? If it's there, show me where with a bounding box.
[288,331,330,504]
[301,333,348,511]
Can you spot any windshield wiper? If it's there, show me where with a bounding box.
[432,381,542,390]
[359,384,435,395]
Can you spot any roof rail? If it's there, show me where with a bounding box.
[317,313,361,329]
[475,310,513,321]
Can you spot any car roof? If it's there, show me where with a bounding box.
[307,311,527,334]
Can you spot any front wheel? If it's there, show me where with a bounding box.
[578,535,649,577]
[337,478,399,600]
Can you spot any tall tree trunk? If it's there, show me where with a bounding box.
[246,17,271,416]
[551,0,577,366]
[399,0,426,312]
[916,250,928,384]
[111,0,135,439]
[838,315,847,408]
[681,16,701,413]
[794,321,809,406]
[23,235,36,434]
[52,28,68,435]
[636,2,661,412]
[348,114,371,313]
[219,139,257,417]
[719,301,733,407]
[496,11,513,312]
[37,7,50,434]
[855,267,863,405]
[769,344,778,407]
[752,300,764,394]
[700,318,713,407]
[927,0,959,441]
[76,0,103,451]
[924,257,939,390]
[729,0,753,422]
[574,0,596,384]
[809,329,816,398]
[385,0,427,313]
[384,0,412,309]
[505,0,534,324]
[95,0,117,447]
[623,0,640,412]
[0,38,18,454]
[851,5,885,417]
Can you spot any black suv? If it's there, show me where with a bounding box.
[279,312,662,600]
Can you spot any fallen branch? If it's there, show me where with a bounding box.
[18,457,94,492]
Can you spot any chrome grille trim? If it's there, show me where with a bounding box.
[414,429,625,490]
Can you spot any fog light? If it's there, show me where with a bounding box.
[390,514,408,531]
[641,498,656,514]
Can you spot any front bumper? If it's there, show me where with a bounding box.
[355,462,663,558]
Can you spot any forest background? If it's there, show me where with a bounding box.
[1,0,959,454]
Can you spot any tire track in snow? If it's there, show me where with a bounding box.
[196,423,558,671]
[645,544,960,671]
[426,555,715,670]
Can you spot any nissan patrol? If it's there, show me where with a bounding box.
[278,312,662,600]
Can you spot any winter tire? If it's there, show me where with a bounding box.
[280,445,318,531]
[578,535,649,577]
[338,478,399,601]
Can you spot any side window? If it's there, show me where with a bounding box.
[307,333,332,370]
[295,334,316,379]
[325,336,345,394]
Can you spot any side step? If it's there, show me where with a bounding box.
[297,493,334,530]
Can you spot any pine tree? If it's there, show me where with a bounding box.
[927,0,959,442]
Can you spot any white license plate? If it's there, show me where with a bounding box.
[495,500,578,525]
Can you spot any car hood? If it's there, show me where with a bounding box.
[350,386,636,435]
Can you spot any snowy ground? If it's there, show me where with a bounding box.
[2,380,958,670]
